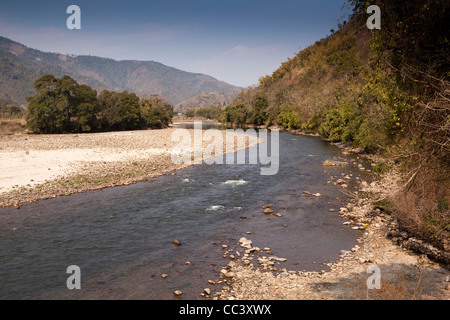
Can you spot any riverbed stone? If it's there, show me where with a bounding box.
[173,290,183,296]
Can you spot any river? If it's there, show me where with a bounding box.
[0,123,370,299]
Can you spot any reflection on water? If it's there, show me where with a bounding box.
[0,124,370,299]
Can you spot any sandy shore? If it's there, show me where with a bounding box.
[0,126,258,208]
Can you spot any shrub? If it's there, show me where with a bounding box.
[277,104,301,129]
[318,103,361,142]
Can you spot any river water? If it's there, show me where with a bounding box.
[0,123,370,299]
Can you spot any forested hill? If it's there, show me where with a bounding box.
[0,36,241,106]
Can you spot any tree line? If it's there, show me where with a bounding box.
[26,75,173,134]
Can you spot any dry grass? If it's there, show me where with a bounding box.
[392,161,450,249]
[350,266,428,300]
[0,119,25,135]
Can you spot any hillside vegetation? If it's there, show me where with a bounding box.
[200,0,449,251]
[175,91,237,112]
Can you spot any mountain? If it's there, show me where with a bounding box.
[175,91,239,112]
[0,36,241,106]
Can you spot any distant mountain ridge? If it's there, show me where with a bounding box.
[0,36,241,106]
[175,91,239,112]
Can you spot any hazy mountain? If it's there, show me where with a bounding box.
[0,36,241,106]
[175,91,239,112]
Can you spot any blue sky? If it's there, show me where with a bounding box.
[0,0,352,87]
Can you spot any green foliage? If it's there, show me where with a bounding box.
[248,97,268,126]
[26,75,83,133]
[277,104,301,129]
[421,216,450,236]
[25,75,173,133]
[326,48,362,78]
[0,102,23,118]
[372,161,390,175]
[183,105,223,120]
[318,102,361,142]
[220,105,247,127]
[183,108,195,118]
[438,197,449,214]
[354,118,384,153]
[98,90,143,131]
[140,96,174,129]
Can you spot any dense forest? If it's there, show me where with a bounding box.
[25,75,174,134]
[186,0,449,249]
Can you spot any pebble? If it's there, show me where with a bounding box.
[239,237,253,249]
[173,290,183,296]
[270,256,287,262]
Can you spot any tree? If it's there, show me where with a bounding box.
[26,75,99,133]
[249,97,268,126]
[72,84,100,132]
[140,96,174,129]
[98,90,144,131]
[26,75,175,133]
[26,75,70,133]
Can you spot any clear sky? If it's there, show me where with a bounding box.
[0,0,352,87]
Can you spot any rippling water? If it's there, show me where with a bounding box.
[0,125,370,299]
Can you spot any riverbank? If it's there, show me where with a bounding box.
[212,130,450,300]
[0,126,258,208]
[214,171,449,300]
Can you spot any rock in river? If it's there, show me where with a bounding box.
[239,237,253,249]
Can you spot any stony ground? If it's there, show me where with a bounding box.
[210,146,450,301]
[0,126,258,208]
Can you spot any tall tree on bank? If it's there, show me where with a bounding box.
[26,75,84,133]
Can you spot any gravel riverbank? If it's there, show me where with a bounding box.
[209,135,450,301]
[211,171,449,300]
[0,127,258,208]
